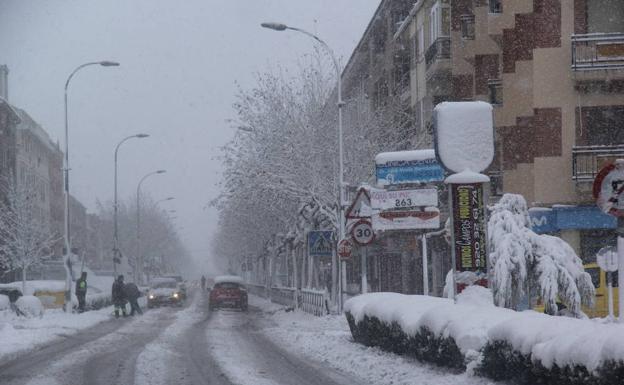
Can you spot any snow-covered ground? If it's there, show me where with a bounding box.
[134,297,205,385]
[0,305,112,363]
[252,295,497,385]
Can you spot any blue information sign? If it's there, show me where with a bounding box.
[376,158,445,186]
[307,231,334,258]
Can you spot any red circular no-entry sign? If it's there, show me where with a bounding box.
[338,239,353,260]
[593,160,624,217]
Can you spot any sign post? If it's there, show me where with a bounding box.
[433,101,494,298]
[593,159,624,322]
[597,246,618,319]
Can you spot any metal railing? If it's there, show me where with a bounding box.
[270,286,296,307]
[246,283,268,298]
[572,33,624,70]
[572,145,624,181]
[247,281,330,316]
[425,37,451,70]
[299,288,329,316]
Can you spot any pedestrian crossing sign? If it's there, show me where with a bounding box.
[307,231,334,257]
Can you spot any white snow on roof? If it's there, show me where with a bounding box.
[214,275,244,284]
[434,101,494,173]
[444,170,490,184]
[375,149,436,165]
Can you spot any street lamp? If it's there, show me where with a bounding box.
[113,134,149,275]
[155,196,175,206]
[261,22,346,310]
[63,60,119,312]
[136,170,166,283]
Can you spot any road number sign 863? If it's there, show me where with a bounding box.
[351,220,374,246]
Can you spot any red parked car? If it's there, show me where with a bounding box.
[209,275,248,311]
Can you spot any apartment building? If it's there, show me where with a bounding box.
[391,0,624,261]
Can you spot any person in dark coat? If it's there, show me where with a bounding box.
[124,281,143,316]
[112,275,127,318]
[201,275,206,291]
[75,271,88,312]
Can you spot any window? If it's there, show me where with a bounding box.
[488,79,503,106]
[460,15,475,40]
[587,267,600,288]
[489,0,502,14]
[429,1,450,45]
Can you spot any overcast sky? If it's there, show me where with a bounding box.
[0,0,380,273]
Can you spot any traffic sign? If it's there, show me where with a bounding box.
[351,220,374,245]
[338,239,353,259]
[307,231,334,258]
[593,160,624,217]
[597,246,618,272]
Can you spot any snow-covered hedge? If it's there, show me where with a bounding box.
[345,291,624,384]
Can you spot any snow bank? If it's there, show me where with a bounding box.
[345,292,624,379]
[15,295,44,317]
[0,304,112,362]
[255,294,490,385]
[0,294,9,311]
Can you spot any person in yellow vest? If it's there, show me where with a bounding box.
[75,271,87,312]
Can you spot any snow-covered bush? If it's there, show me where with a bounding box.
[488,194,595,316]
[15,295,44,317]
[346,292,624,385]
[0,294,10,311]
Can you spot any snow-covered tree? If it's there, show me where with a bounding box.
[488,194,594,316]
[0,177,57,292]
[212,50,430,274]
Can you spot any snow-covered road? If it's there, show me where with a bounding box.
[0,293,366,385]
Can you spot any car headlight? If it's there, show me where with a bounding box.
[173,292,179,298]
[148,294,155,299]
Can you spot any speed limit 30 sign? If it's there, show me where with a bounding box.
[351,219,374,246]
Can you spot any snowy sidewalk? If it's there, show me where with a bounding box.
[250,295,498,385]
[0,306,113,363]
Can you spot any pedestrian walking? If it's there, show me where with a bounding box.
[112,275,128,318]
[124,281,143,316]
[201,275,206,291]
[75,271,88,312]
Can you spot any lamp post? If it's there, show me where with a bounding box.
[63,60,119,312]
[261,22,346,310]
[136,170,166,283]
[113,134,149,275]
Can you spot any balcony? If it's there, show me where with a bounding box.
[425,37,451,71]
[572,145,624,182]
[572,33,624,70]
[571,33,624,88]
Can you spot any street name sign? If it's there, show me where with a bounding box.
[370,188,438,210]
[375,150,444,186]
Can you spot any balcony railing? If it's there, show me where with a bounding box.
[425,37,451,70]
[572,145,624,181]
[572,33,624,70]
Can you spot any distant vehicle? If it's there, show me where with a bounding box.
[209,275,247,311]
[147,277,183,308]
[162,274,187,299]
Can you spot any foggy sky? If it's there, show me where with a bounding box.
[0,0,380,274]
